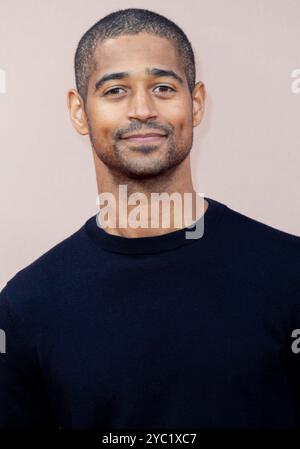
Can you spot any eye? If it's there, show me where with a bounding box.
[103,87,126,96]
[154,85,175,94]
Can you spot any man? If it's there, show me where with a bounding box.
[0,8,300,429]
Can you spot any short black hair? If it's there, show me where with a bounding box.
[74,8,196,105]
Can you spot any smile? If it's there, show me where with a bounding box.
[121,135,167,144]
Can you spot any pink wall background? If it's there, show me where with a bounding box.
[0,0,299,288]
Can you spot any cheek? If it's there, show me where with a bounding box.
[172,112,193,148]
[166,98,192,129]
[171,111,193,140]
[88,104,122,140]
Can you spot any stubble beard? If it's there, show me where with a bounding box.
[89,129,193,181]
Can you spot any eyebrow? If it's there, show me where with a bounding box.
[94,67,184,92]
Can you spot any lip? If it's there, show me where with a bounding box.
[121,134,167,143]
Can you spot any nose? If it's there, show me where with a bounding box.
[127,88,158,121]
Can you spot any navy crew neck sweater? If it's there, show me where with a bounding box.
[0,197,300,429]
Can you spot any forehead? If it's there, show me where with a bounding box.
[92,33,184,78]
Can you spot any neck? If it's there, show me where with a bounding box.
[93,155,207,238]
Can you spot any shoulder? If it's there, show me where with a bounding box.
[1,216,95,324]
[224,203,300,250]
[222,202,300,290]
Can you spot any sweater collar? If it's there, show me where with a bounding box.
[84,196,226,255]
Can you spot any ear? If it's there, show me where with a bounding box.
[67,89,89,135]
[192,81,206,127]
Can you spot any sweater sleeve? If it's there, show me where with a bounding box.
[0,284,55,428]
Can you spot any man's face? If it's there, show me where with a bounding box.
[83,32,202,179]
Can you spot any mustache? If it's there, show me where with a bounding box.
[115,122,173,140]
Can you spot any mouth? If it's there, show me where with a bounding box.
[121,134,167,144]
